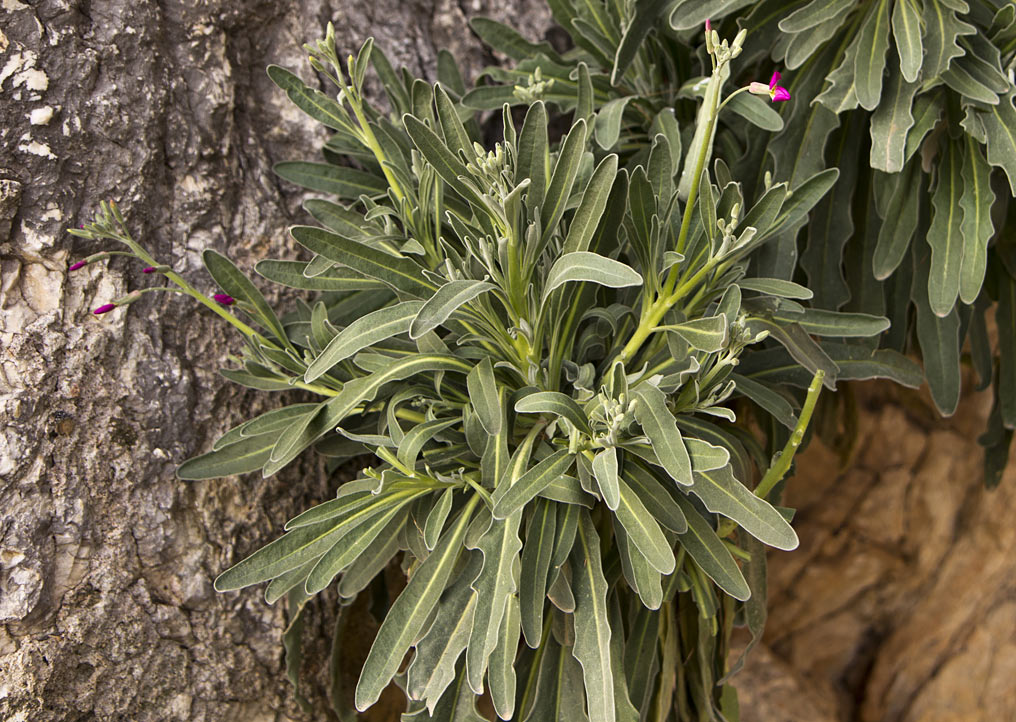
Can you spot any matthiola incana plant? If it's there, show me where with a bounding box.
[72,16,918,722]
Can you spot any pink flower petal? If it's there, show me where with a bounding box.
[769,71,781,89]
[772,86,791,102]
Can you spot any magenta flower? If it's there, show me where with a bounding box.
[213,293,235,305]
[142,266,156,274]
[93,304,116,315]
[69,260,87,271]
[749,71,791,102]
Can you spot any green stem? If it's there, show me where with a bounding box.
[717,369,824,539]
[754,369,825,500]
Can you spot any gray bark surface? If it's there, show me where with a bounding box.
[0,2,549,719]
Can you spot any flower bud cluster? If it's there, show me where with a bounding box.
[512,67,554,104]
[705,23,747,64]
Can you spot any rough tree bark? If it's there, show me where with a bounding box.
[0,2,550,720]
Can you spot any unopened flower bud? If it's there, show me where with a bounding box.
[213,293,235,306]
[93,303,116,315]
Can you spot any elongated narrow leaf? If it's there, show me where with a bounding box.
[869,69,917,173]
[594,97,631,150]
[926,140,963,316]
[892,0,922,81]
[355,496,479,710]
[492,450,574,520]
[290,225,434,298]
[571,511,615,722]
[688,466,798,550]
[616,479,676,573]
[563,155,619,254]
[673,494,750,601]
[465,509,522,693]
[403,114,485,207]
[959,137,995,304]
[913,246,962,416]
[621,464,688,533]
[275,161,387,197]
[873,160,922,279]
[424,488,456,551]
[517,102,548,208]
[304,198,380,239]
[255,259,382,291]
[541,120,588,245]
[467,356,502,436]
[514,391,590,432]
[544,252,642,300]
[592,447,620,510]
[411,280,494,339]
[267,65,349,130]
[540,476,595,508]
[305,301,423,382]
[632,384,693,486]
[739,277,813,299]
[686,438,730,472]
[617,518,663,610]
[520,499,557,648]
[489,594,521,719]
[771,308,890,337]
[668,0,755,30]
[178,434,275,480]
[854,0,891,110]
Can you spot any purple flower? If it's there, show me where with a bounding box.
[142,266,156,274]
[213,293,235,305]
[749,71,791,102]
[69,260,86,271]
[93,304,116,315]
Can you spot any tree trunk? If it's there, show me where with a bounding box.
[0,2,550,719]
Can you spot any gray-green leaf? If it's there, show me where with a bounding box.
[305,301,423,382]
[632,384,693,486]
